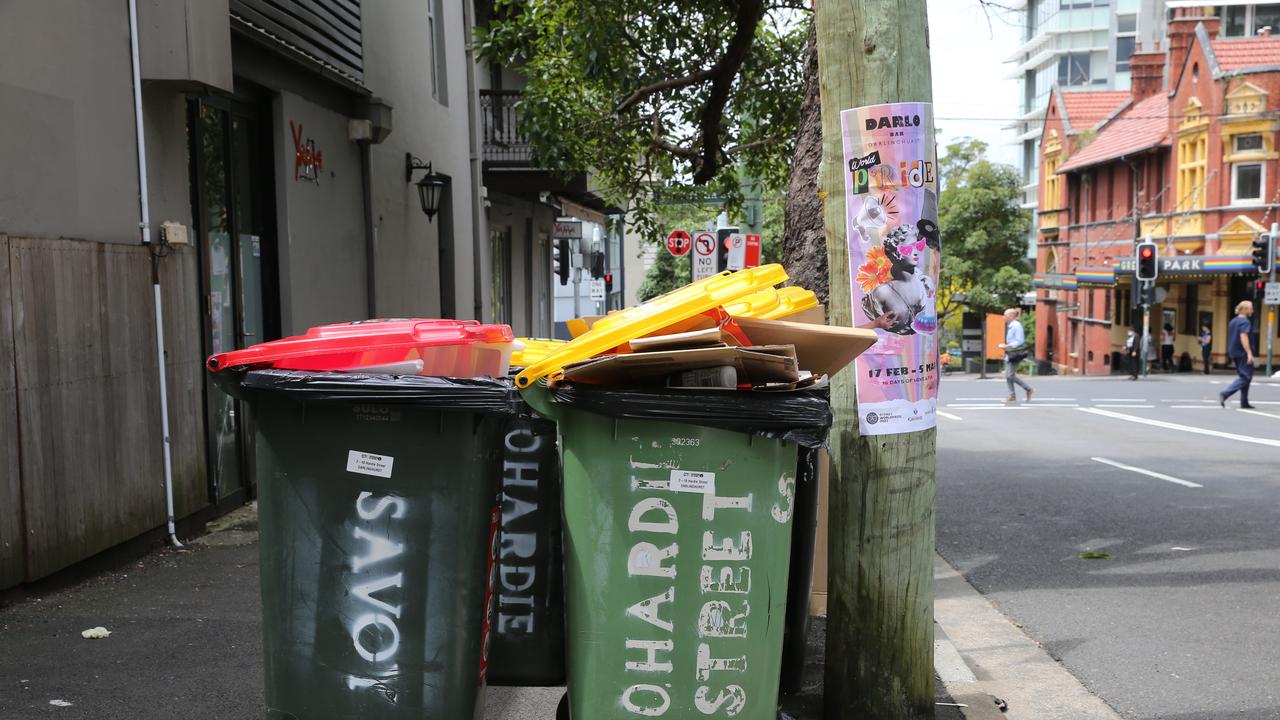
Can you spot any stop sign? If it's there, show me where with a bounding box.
[666,229,691,257]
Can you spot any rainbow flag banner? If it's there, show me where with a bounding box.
[840,102,938,436]
[1075,267,1115,286]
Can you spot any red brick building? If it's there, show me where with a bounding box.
[1035,9,1280,375]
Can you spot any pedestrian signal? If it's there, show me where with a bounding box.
[1135,241,1158,281]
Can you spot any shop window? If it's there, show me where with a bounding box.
[1058,53,1092,86]
[1176,103,1208,212]
[1257,4,1280,35]
[1235,133,1264,152]
[1231,163,1264,205]
[428,0,449,106]
[1223,5,1248,36]
[1116,35,1136,72]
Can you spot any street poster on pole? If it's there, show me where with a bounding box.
[841,101,939,435]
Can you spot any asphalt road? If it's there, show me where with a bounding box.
[936,371,1280,720]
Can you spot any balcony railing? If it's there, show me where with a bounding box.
[480,90,532,167]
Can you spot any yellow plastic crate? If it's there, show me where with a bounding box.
[514,264,788,388]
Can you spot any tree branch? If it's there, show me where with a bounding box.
[725,136,782,155]
[691,0,767,184]
[615,69,718,115]
[650,137,700,159]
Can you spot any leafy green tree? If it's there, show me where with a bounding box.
[477,1,807,240]
[937,138,1032,321]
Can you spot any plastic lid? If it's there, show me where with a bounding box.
[511,338,568,368]
[514,264,788,388]
[723,288,782,318]
[206,319,514,372]
[760,287,819,320]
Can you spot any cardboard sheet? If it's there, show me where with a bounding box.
[562,345,799,385]
[733,317,877,378]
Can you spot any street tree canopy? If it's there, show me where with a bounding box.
[936,138,1032,320]
[477,0,807,239]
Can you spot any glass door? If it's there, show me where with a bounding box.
[190,95,277,504]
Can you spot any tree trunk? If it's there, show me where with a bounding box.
[810,3,937,718]
[782,24,829,307]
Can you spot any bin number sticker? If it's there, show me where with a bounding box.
[347,450,394,478]
[670,470,715,494]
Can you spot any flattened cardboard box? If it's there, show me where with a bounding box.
[733,316,877,379]
[561,345,799,385]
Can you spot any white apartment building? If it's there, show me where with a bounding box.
[1008,1,1279,255]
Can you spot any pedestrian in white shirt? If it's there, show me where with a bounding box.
[998,308,1034,403]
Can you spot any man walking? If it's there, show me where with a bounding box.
[1126,328,1140,380]
[1219,300,1256,409]
[999,308,1034,403]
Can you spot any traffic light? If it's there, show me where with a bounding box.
[715,226,739,272]
[554,238,570,286]
[604,273,614,293]
[1251,232,1275,274]
[590,249,605,279]
[1135,240,1158,281]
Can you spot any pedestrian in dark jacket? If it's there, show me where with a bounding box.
[1219,301,1256,409]
[1199,323,1212,374]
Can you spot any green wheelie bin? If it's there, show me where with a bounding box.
[522,381,831,720]
[227,370,518,720]
[208,319,522,720]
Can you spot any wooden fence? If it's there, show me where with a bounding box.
[0,235,207,589]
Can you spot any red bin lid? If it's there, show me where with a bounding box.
[206,319,515,372]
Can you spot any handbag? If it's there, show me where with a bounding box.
[1007,347,1029,364]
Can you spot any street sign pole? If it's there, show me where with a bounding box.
[1141,287,1151,378]
[1268,223,1278,377]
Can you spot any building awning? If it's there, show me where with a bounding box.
[1035,256,1255,291]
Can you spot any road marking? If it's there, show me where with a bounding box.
[1094,404,1155,408]
[1169,405,1220,409]
[946,405,1029,411]
[1091,457,1203,488]
[937,411,964,421]
[1077,407,1280,448]
[947,403,1079,408]
[1161,399,1215,403]
[953,397,1077,401]
[1092,398,1146,402]
[1241,408,1280,420]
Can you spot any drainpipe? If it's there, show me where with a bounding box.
[463,0,485,321]
[129,0,182,548]
[359,139,376,318]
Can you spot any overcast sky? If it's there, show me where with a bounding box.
[927,0,1024,167]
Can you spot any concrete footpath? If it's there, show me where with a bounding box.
[0,505,1115,719]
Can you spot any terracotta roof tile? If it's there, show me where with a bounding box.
[1058,93,1170,173]
[1060,90,1130,132]
[1212,37,1280,71]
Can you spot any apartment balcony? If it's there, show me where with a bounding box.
[479,88,613,211]
[480,89,532,168]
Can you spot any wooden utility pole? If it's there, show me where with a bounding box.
[814,2,937,719]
